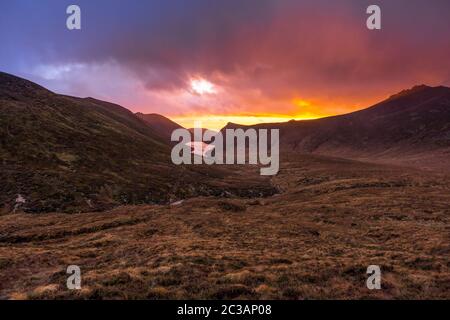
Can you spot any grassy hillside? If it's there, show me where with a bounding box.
[0,72,275,213]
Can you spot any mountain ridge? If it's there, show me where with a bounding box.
[136,112,184,142]
[222,84,450,170]
[0,72,276,213]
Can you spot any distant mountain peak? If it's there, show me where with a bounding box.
[387,84,449,101]
[411,84,431,90]
[136,112,184,141]
[224,122,243,128]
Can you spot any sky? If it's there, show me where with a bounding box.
[1,0,450,130]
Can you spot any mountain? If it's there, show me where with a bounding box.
[188,128,218,141]
[136,113,183,142]
[0,72,275,213]
[223,85,450,170]
[135,113,218,143]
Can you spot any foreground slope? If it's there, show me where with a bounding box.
[0,154,448,299]
[0,72,275,213]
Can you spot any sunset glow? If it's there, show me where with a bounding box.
[2,1,449,131]
[190,79,217,95]
[172,114,325,131]
[1,0,449,301]
[293,99,312,108]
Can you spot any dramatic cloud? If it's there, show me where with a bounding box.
[1,0,449,129]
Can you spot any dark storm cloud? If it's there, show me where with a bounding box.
[1,0,450,118]
[1,0,274,89]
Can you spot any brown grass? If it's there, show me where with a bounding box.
[0,154,449,299]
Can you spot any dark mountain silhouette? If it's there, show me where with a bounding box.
[0,72,275,213]
[188,128,218,142]
[223,85,450,170]
[136,113,184,142]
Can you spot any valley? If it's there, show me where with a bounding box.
[0,72,449,299]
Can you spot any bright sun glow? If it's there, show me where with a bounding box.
[190,78,217,95]
[292,98,311,107]
[172,114,324,131]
